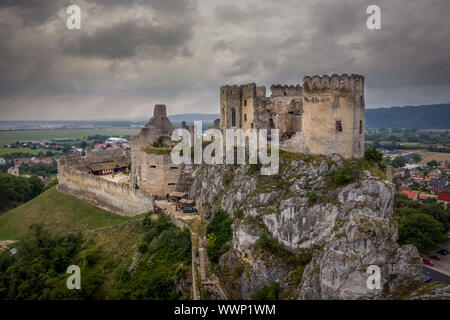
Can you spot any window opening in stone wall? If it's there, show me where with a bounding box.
[336,120,343,132]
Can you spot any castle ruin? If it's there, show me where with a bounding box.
[130,105,182,198]
[220,74,365,158]
[57,73,366,216]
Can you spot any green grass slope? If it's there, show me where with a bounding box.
[0,187,130,240]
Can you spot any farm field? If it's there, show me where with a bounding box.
[0,147,58,156]
[0,128,140,146]
[418,152,450,164]
[399,149,450,164]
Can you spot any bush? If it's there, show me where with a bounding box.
[206,210,233,262]
[308,192,318,203]
[138,242,148,254]
[297,249,314,265]
[332,160,359,185]
[234,209,244,219]
[251,283,280,300]
[364,147,382,163]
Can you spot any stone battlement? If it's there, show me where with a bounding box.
[303,74,364,94]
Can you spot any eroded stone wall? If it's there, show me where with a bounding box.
[130,104,183,198]
[130,151,182,198]
[57,157,154,217]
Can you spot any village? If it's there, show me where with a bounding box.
[394,158,450,204]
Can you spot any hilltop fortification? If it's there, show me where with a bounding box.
[219,74,365,158]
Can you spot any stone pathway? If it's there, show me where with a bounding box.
[161,208,228,300]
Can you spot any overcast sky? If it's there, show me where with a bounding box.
[1,0,450,120]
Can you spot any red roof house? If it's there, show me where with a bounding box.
[401,190,419,201]
[437,192,450,203]
[41,157,53,164]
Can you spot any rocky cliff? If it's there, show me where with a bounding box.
[178,151,449,299]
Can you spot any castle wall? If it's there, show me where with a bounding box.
[86,147,130,164]
[301,74,365,158]
[57,157,154,217]
[131,149,182,198]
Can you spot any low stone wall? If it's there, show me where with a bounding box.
[57,164,154,217]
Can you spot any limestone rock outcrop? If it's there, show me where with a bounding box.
[178,153,449,300]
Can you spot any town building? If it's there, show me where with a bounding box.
[437,192,450,205]
[7,167,19,176]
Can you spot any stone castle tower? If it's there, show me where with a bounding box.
[219,74,365,158]
[130,104,181,198]
[302,74,365,158]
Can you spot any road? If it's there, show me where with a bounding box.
[422,266,450,285]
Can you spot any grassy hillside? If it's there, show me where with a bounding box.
[0,187,130,240]
[0,187,192,300]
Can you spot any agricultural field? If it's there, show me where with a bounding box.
[396,149,450,164]
[0,128,140,146]
[418,152,450,164]
[0,147,57,156]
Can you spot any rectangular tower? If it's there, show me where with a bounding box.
[301,74,365,158]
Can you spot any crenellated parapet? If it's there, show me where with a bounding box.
[270,84,302,97]
[302,74,364,97]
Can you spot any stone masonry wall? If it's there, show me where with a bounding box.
[57,159,154,217]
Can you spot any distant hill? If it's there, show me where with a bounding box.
[365,104,450,129]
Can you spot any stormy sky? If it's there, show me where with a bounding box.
[1,0,450,120]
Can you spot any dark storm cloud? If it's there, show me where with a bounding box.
[90,0,196,15]
[1,0,450,120]
[0,0,70,26]
[62,19,194,60]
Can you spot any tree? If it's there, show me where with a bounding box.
[398,213,447,253]
[206,210,233,262]
[392,157,406,168]
[29,176,44,198]
[427,160,438,167]
[411,153,423,163]
[364,147,382,163]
